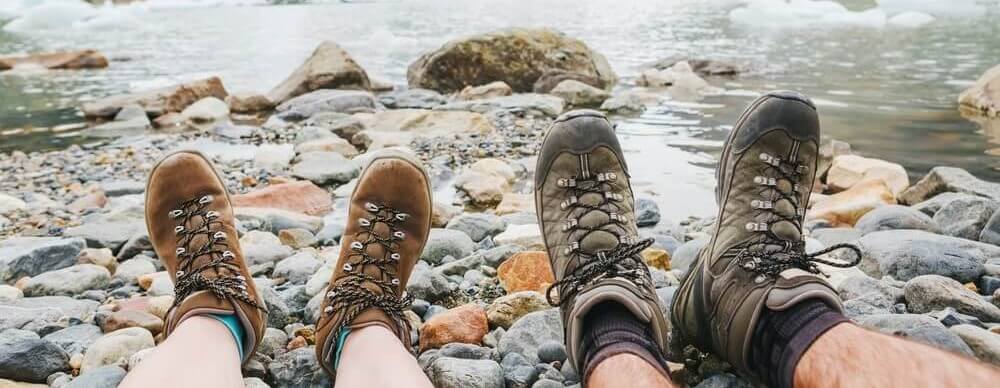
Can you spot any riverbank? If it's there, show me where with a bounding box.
[1,26,1000,388]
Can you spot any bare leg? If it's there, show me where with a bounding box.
[120,316,243,388]
[588,354,675,388]
[795,323,1000,388]
[334,326,432,388]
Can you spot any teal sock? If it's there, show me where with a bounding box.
[333,327,351,370]
[208,314,245,360]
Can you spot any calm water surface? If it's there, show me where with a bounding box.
[1,0,999,218]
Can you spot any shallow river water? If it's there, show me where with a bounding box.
[1,0,999,218]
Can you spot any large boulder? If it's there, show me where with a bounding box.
[267,41,371,104]
[845,230,996,283]
[958,64,1000,118]
[82,77,228,118]
[900,166,1000,205]
[826,155,909,195]
[408,28,616,93]
[0,50,108,70]
[0,237,86,281]
[904,275,1000,323]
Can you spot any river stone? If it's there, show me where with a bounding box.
[835,274,902,302]
[900,166,1000,205]
[291,151,360,185]
[949,324,1000,366]
[0,237,86,281]
[634,198,662,227]
[932,196,998,240]
[853,205,938,235]
[458,81,513,100]
[407,261,453,303]
[0,193,27,214]
[268,346,332,388]
[427,357,504,388]
[80,327,154,373]
[809,227,862,246]
[114,257,156,285]
[44,324,103,355]
[180,97,229,123]
[23,264,111,297]
[0,329,69,383]
[854,314,973,355]
[0,297,100,333]
[408,28,616,93]
[273,252,321,285]
[930,307,987,328]
[67,365,126,387]
[446,213,508,242]
[904,275,1000,323]
[275,90,376,121]
[268,41,371,104]
[486,291,550,329]
[846,230,991,283]
[842,292,894,318]
[81,77,228,118]
[421,229,476,265]
[243,377,271,388]
[437,94,565,117]
[548,79,609,108]
[979,209,1000,245]
[537,341,567,364]
[672,237,710,278]
[379,88,446,109]
[498,308,563,365]
[958,63,1000,118]
[694,373,753,388]
[240,231,294,266]
[600,92,645,114]
[64,204,145,251]
[235,207,323,235]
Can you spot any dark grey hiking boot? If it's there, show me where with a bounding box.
[669,91,861,380]
[535,109,671,374]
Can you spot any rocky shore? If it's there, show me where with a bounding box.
[2,28,1000,388]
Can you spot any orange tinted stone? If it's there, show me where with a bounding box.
[231,181,333,216]
[419,304,489,352]
[497,251,555,293]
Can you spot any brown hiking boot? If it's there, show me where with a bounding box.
[145,151,267,363]
[315,149,432,379]
[535,110,671,374]
[669,91,861,379]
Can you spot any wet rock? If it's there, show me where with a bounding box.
[268,346,332,388]
[933,196,997,240]
[0,237,86,281]
[849,230,991,283]
[0,50,107,70]
[419,304,489,351]
[226,93,274,113]
[642,249,672,271]
[494,224,544,250]
[0,329,69,383]
[487,291,550,329]
[498,308,563,365]
[82,77,228,118]
[808,179,896,227]
[827,155,909,195]
[437,94,565,117]
[548,80,609,108]
[273,252,322,285]
[291,151,359,186]
[950,324,1000,366]
[268,41,371,104]
[0,297,99,332]
[407,261,453,302]
[232,181,333,217]
[421,229,476,265]
[854,205,938,235]
[644,57,742,77]
[379,88,446,109]
[43,324,103,355]
[64,203,145,250]
[497,252,554,293]
[855,314,972,355]
[67,365,125,387]
[600,92,645,114]
[635,198,661,227]
[408,28,615,93]
[458,81,513,101]
[672,237,710,278]
[904,275,1000,323]
[958,63,1000,118]
[180,97,229,123]
[275,90,376,121]
[446,213,508,242]
[23,264,111,297]
[537,341,567,364]
[80,327,154,373]
[427,357,504,388]
[900,166,1000,205]
[100,310,163,336]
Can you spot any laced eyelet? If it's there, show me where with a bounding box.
[759,153,781,166]
[175,247,186,255]
[557,178,577,188]
[596,172,617,182]
[365,202,379,212]
[199,195,213,204]
[324,306,334,314]
[235,275,245,281]
[169,210,184,219]
[213,231,226,240]
[205,211,219,219]
[753,176,777,186]
[174,225,185,234]
[750,200,773,209]
[350,241,364,251]
[393,231,406,239]
[390,253,401,261]
[754,275,768,283]
[359,218,371,227]
[564,241,580,255]
[609,213,626,223]
[745,222,768,232]
[343,263,353,271]
[222,251,235,259]
[391,279,400,286]
[604,192,623,201]
[176,270,184,277]
[562,218,578,232]
[327,290,336,298]
[395,213,410,222]
[560,196,578,210]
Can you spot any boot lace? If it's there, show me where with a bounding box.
[731,152,861,280]
[321,202,413,343]
[545,166,655,306]
[169,194,263,310]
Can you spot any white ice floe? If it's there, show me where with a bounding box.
[729,0,888,29]
[1,0,149,33]
[887,11,935,28]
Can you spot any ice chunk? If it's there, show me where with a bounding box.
[729,0,887,29]
[2,1,97,32]
[887,11,935,28]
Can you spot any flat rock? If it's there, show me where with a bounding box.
[378,88,446,109]
[180,96,229,123]
[291,151,359,185]
[420,229,476,265]
[855,314,973,355]
[493,224,544,250]
[273,252,322,285]
[846,230,993,283]
[355,109,495,150]
[498,308,563,365]
[267,346,332,388]
[904,275,1000,323]
[437,94,565,117]
[458,81,513,101]
[0,50,107,70]
[407,261,453,303]
[900,166,1000,205]
[932,195,997,240]
[82,77,228,118]
[0,237,86,281]
[807,179,896,227]
[100,310,164,336]
[548,80,609,108]
[419,304,489,351]
[497,251,554,294]
[0,297,99,332]
[427,357,504,388]
[64,204,145,250]
[827,155,909,195]
[80,327,155,373]
[0,329,69,383]
[809,227,862,246]
[226,93,274,113]
[234,207,323,235]
[23,264,111,297]
[66,365,126,387]
[958,63,1000,118]
[446,213,508,242]
[43,324,103,355]
[949,324,1000,366]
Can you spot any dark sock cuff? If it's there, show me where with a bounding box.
[751,299,849,388]
[580,302,670,382]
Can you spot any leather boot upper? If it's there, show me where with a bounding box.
[670,92,861,380]
[145,151,267,363]
[535,110,671,374]
[315,150,432,379]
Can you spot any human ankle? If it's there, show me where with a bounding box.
[749,298,848,388]
[580,302,670,382]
